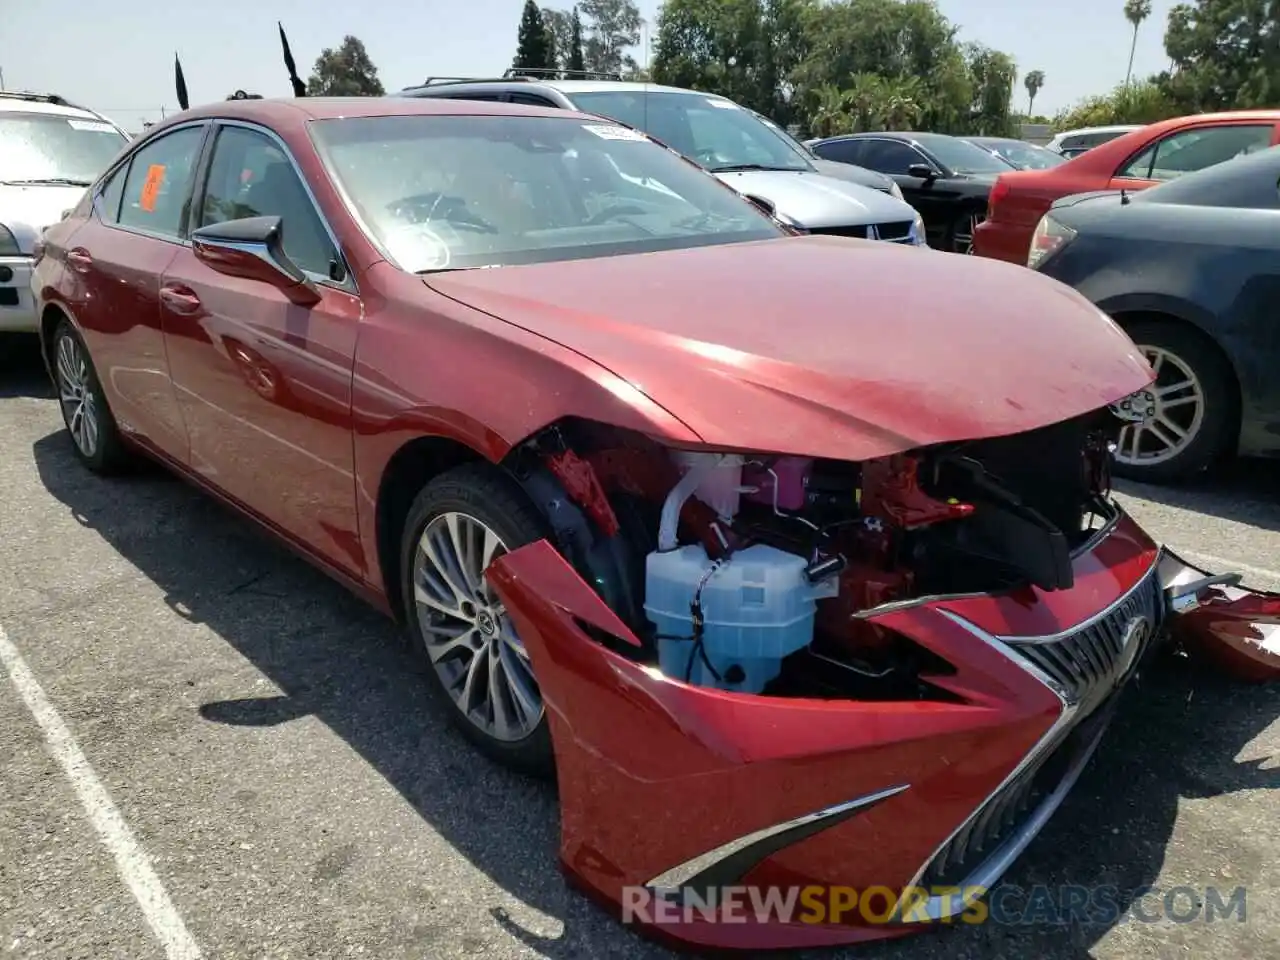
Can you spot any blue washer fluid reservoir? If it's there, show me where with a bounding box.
[644,543,833,693]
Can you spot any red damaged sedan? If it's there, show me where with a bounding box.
[31,97,1280,950]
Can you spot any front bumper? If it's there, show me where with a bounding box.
[486,511,1279,950]
[0,255,38,332]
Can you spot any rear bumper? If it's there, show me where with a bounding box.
[0,256,37,332]
[972,219,1032,265]
[483,509,1278,950]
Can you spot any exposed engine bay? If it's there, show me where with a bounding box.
[504,410,1127,700]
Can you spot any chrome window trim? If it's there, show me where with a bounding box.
[204,119,358,295]
[94,120,211,247]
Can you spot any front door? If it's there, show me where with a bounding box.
[160,121,365,577]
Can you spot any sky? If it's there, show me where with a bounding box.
[1,0,1180,133]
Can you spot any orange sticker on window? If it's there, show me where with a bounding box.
[139,163,166,212]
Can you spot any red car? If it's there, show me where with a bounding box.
[31,96,1280,950]
[974,110,1280,264]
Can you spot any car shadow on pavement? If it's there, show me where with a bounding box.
[0,334,53,399]
[30,430,1279,960]
[1117,458,1280,533]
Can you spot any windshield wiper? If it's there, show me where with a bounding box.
[707,163,801,173]
[2,178,93,187]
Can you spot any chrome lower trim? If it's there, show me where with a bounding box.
[645,784,909,894]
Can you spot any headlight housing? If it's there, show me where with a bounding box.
[910,211,927,246]
[1027,214,1076,269]
[0,225,20,256]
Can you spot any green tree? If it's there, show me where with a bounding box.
[579,0,643,75]
[1123,0,1152,88]
[1024,69,1045,115]
[513,0,556,74]
[1163,0,1280,111]
[569,7,588,72]
[964,43,1018,136]
[306,36,385,95]
[1054,77,1175,129]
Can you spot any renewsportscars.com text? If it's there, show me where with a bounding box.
[622,883,1248,927]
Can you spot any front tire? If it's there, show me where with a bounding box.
[946,208,983,254]
[1110,320,1236,484]
[50,319,131,474]
[399,462,555,778]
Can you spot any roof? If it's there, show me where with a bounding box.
[400,78,716,97]
[0,91,105,120]
[143,95,597,135]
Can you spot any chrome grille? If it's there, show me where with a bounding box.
[1002,568,1163,705]
[809,221,916,243]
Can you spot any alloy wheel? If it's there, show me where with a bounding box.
[1111,346,1205,468]
[411,511,543,741]
[55,333,100,459]
[952,212,983,254]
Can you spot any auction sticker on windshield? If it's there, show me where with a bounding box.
[66,119,119,133]
[582,124,649,142]
[706,99,739,109]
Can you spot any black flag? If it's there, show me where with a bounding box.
[278,22,307,97]
[174,53,189,111]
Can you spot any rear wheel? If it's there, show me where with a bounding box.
[399,462,554,778]
[50,319,131,474]
[1110,321,1236,484]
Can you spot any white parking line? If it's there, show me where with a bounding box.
[1180,550,1280,586]
[0,624,203,960]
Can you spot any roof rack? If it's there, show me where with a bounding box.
[502,67,622,81]
[0,90,116,126]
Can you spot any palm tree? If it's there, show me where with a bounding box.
[1024,70,1046,115]
[1123,0,1152,88]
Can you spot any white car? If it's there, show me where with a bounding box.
[1,92,129,333]
[1044,125,1145,159]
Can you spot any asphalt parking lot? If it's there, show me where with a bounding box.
[1,334,1276,960]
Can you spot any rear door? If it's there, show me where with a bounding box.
[1109,122,1279,191]
[159,120,364,575]
[58,122,210,462]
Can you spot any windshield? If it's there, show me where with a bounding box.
[310,114,785,273]
[915,135,1015,175]
[567,91,813,173]
[975,139,1064,170]
[0,111,128,185]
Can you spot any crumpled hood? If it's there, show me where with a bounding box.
[0,184,86,252]
[426,235,1153,461]
[713,169,917,229]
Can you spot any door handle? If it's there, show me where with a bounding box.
[66,248,92,273]
[159,284,202,315]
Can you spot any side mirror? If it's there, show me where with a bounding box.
[190,215,321,305]
[743,193,777,217]
[907,163,938,182]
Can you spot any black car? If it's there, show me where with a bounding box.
[1032,145,1280,484]
[808,131,1016,252]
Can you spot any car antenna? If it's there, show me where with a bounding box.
[1120,187,1130,205]
[174,52,189,111]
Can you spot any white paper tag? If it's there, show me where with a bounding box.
[706,99,739,109]
[582,123,648,142]
[67,119,117,133]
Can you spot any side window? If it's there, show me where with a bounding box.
[95,163,128,223]
[1118,125,1274,181]
[812,139,863,164]
[199,125,337,279]
[117,126,206,237]
[857,140,924,175]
